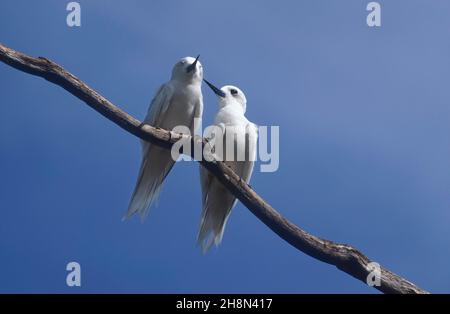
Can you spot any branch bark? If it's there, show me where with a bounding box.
[0,43,428,294]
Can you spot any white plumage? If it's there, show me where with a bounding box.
[126,56,203,220]
[199,82,258,251]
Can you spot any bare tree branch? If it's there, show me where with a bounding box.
[0,43,428,294]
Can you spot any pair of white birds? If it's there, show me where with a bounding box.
[125,56,257,252]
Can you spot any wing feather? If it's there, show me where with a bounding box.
[197,122,258,251]
[126,83,175,219]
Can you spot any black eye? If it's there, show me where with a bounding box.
[230,89,238,96]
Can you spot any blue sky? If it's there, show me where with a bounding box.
[0,0,449,293]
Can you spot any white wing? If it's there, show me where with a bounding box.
[197,122,257,251]
[139,84,173,153]
[126,83,175,220]
[144,84,173,126]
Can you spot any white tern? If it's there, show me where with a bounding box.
[126,56,203,220]
[198,80,258,251]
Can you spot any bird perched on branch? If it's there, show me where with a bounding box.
[126,56,203,220]
[199,80,258,251]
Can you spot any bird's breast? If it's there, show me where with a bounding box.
[162,86,201,130]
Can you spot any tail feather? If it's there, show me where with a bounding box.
[197,181,236,252]
[125,145,174,220]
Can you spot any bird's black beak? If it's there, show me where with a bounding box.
[203,79,226,98]
[186,54,200,73]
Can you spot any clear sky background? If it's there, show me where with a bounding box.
[0,0,449,293]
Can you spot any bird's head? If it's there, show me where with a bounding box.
[171,55,203,84]
[203,80,247,113]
